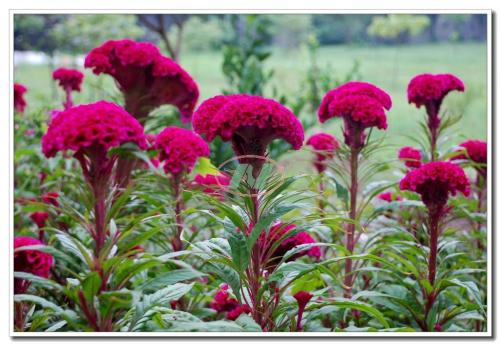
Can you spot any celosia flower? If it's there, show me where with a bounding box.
[306,133,340,173]
[377,191,402,203]
[42,101,147,159]
[318,82,391,149]
[52,68,84,92]
[193,94,303,176]
[85,39,199,121]
[154,126,210,176]
[41,192,59,207]
[400,161,470,209]
[193,173,231,198]
[14,236,54,294]
[14,83,27,113]
[452,139,487,177]
[293,291,313,331]
[30,212,49,228]
[398,146,422,169]
[407,73,465,115]
[210,284,250,320]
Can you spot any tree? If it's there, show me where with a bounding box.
[367,14,431,44]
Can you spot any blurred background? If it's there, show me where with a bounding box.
[13,13,488,166]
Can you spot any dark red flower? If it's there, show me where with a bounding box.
[154,126,210,176]
[318,82,391,149]
[41,192,59,207]
[14,237,54,294]
[453,139,487,164]
[210,284,250,320]
[30,212,49,228]
[193,173,231,198]
[377,191,402,203]
[42,101,147,158]
[407,73,464,113]
[400,161,470,208]
[52,68,84,92]
[398,146,422,169]
[193,94,304,176]
[14,83,27,113]
[293,290,313,331]
[306,133,340,173]
[85,39,199,121]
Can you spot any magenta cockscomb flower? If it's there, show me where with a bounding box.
[41,192,59,207]
[400,161,470,209]
[210,284,251,321]
[193,94,304,176]
[398,146,422,169]
[85,39,199,121]
[293,290,313,331]
[318,82,391,149]
[30,211,49,228]
[154,126,210,176]
[193,173,231,199]
[306,133,341,173]
[53,68,84,109]
[452,139,487,178]
[14,83,27,113]
[377,191,402,203]
[14,237,54,294]
[407,73,464,114]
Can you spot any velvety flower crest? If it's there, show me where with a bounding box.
[14,237,54,294]
[193,173,231,197]
[453,139,487,165]
[52,68,84,92]
[407,73,465,110]
[398,146,423,169]
[306,132,340,172]
[154,126,210,175]
[377,191,402,203]
[14,83,27,113]
[210,284,250,320]
[30,212,49,228]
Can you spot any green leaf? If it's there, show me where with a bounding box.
[82,272,102,303]
[192,157,220,177]
[325,299,391,328]
[227,228,250,272]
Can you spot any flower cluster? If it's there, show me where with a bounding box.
[85,39,199,121]
[377,191,402,203]
[453,139,487,165]
[318,82,391,148]
[400,161,470,208]
[42,101,147,158]
[14,237,54,294]
[210,284,251,320]
[154,126,210,175]
[14,83,27,113]
[398,146,422,169]
[193,173,231,197]
[52,68,84,92]
[306,133,340,173]
[407,73,465,112]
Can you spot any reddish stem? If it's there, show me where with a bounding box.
[63,86,73,109]
[171,175,185,251]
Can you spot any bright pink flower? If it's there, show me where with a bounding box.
[193,94,304,175]
[306,133,340,173]
[400,161,470,208]
[293,290,313,331]
[318,82,391,148]
[30,211,49,228]
[14,83,27,113]
[407,73,464,112]
[398,146,422,169]
[154,126,210,175]
[85,39,199,121]
[193,173,231,198]
[52,68,84,92]
[453,139,487,165]
[42,101,147,158]
[210,284,250,320]
[377,191,402,203]
[14,236,54,294]
[41,192,59,207]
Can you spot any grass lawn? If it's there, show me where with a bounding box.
[14,42,488,174]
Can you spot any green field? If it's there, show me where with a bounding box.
[15,42,488,169]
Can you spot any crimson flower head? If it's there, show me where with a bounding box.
[318,82,391,149]
[85,39,199,121]
[306,133,340,173]
[14,83,27,113]
[210,284,250,320]
[398,146,422,169]
[30,211,49,228]
[452,139,487,178]
[193,173,231,199]
[400,161,470,209]
[193,94,304,176]
[14,236,54,294]
[52,68,84,92]
[293,290,313,331]
[377,191,402,203]
[407,73,464,116]
[154,126,210,176]
[41,192,59,207]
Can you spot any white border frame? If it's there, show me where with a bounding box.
[8,9,493,338]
